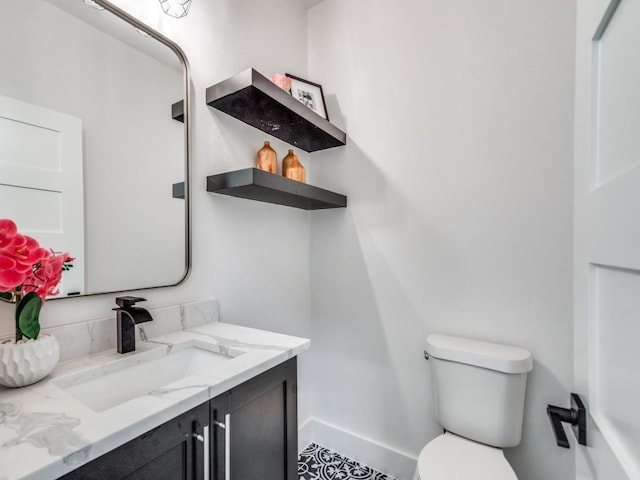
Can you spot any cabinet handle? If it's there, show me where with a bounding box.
[203,425,210,476]
[214,414,231,480]
[193,425,210,476]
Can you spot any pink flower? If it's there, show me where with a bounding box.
[2,235,49,273]
[0,219,69,299]
[0,253,27,290]
[0,219,73,341]
[0,218,18,249]
[23,252,74,301]
[272,73,292,92]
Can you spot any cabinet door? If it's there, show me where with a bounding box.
[210,357,298,480]
[60,402,209,480]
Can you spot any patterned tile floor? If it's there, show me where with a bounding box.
[298,443,397,480]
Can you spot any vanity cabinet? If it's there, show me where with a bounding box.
[59,358,298,480]
[210,357,298,480]
[60,403,209,480]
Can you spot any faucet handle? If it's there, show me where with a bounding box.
[115,296,147,308]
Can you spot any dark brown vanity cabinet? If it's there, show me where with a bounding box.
[59,358,298,480]
[209,357,298,480]
[60,403,209,480]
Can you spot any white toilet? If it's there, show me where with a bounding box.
[415,334,533,479]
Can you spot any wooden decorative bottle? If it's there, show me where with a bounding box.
[256,141,277,174]
[282,149,305,183]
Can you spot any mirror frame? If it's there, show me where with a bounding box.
[54,0,192,298]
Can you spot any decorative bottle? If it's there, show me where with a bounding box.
[282,149,305,183]
[256,141,277,174]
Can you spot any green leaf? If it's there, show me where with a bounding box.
[0,292,12,301]
[16,292,41,340]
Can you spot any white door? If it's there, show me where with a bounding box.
[0,94,85,296]
[574,0,640,478]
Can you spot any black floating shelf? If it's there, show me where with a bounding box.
[172,181,185,199]
[171,100,184,123]
[205,69,346,153]
[207,168,347,210]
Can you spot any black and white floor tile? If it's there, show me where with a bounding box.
[298,443,397,480]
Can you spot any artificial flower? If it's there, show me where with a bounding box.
[0,219,73,341]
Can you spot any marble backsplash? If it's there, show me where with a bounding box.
[12,299,219,363]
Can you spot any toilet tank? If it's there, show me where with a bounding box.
[426,334,533,448]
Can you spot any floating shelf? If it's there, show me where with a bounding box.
[207,168,347,210]
[205,69,346,153]
[172,182,185,199]
[171,100,184,123]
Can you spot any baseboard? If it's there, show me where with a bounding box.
[299,418,417,480]
[298,417,314,454]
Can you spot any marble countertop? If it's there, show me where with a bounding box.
[0,321,310,480]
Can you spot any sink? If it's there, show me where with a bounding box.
[54,344,238,412]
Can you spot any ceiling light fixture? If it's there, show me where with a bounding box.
[158,0,192,18]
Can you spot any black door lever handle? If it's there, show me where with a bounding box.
[546,393,587,449]
[547,405,574,448]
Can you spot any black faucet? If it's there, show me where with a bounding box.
[114,296,153,354]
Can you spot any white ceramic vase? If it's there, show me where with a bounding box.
[0,334,60,388]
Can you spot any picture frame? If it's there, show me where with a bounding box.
[285,73,329,120]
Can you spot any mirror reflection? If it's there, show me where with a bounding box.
[0,0,188,296]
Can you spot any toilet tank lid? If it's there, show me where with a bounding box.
[426,334,533,374]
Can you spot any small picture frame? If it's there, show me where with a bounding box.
[286,73,329,120]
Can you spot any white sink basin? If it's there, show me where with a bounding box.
[54,344,239,412]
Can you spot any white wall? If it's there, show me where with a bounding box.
[0,0,313,422]
[0,1,579,477]
[307,1,576,479]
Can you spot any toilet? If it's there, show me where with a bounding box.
[415,334,533,479]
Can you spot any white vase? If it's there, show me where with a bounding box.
[0,334,60,388]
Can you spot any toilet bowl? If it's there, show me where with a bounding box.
[415,334,533,479]
[415,432,517,480]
